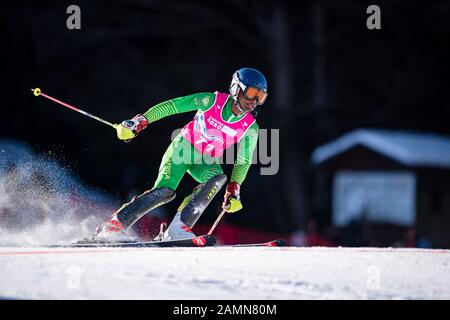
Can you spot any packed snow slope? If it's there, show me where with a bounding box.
[0,246,449,300]
[1,141,449,300]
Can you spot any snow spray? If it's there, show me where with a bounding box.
[0,139,119,246]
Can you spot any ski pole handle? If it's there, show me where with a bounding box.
[31,88,118,129]
[208,209,226,235]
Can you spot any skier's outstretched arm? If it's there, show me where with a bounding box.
[222,123,259,213]
[116,92,215,141]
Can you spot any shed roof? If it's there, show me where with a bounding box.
[311,129,450,168]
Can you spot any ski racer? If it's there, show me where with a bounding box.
[94,68,268,241]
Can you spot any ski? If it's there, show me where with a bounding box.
[223,239,288,247]
[231,239,288,247]
[50,235,216,248]
[44,237,286,248]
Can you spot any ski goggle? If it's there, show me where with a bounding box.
[240,84,268,105]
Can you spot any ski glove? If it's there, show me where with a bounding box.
[222,182,243,213]
[116,114,149,141]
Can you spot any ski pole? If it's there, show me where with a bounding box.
[31,88,118,129]
[207,209,226,235]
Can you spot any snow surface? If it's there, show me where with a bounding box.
[1,245,449,300]
[1,139,449,300]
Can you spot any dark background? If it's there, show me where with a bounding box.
[1,0,449,234]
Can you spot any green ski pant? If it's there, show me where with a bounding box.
[153,134,224,192]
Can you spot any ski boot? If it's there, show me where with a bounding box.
[156,174,227,241]
[162,212,197,241]
[94,216,133,242]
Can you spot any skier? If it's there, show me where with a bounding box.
[94,68,268,241]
